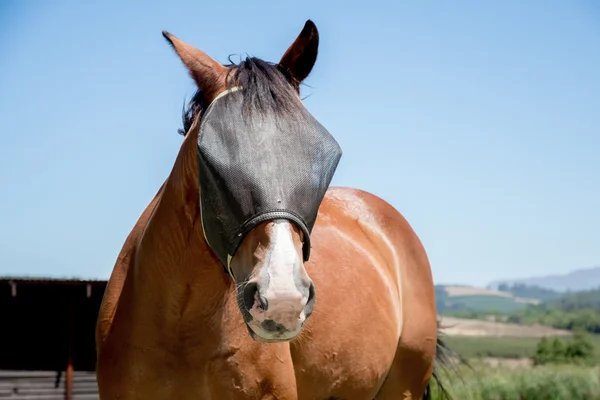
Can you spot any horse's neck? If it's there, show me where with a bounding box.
[125,142,232,339]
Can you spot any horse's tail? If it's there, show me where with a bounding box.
[423,336,454,400]
[423,320,470,400]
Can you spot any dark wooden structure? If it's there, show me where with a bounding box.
[0,277,107,399]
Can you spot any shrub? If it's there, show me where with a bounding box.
[532,333,595,365]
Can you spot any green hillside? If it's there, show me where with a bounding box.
[442,294,530,314]
[435,284,539,316]
[496,282,563,302]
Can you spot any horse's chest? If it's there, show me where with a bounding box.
[290,338,397,400]
[199,347,299,400]
[205,355,381,400]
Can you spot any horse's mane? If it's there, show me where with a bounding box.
[178,56,304,137]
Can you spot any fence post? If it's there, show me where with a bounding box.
[65,293,73,400]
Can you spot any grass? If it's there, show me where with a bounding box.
[430,363,600,400]
[443,335,600,362]
[428,320,600,399]
[444,336,543,359]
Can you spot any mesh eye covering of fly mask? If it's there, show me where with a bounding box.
[196,87,343,276]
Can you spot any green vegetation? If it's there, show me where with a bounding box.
[508,288,600,334]
[550,287,600,310]
[497,282,562,302]
[443,334,600,362]
[532,332,595,365]
[441,309,509,320]
[435,285,450,312]
[446,295,529,313]
[436,334,599,399]
[430,363,600,400]
[437,284,600,335]
[435,285,532,315]
[430,284,600,399]
[444,336,542,360]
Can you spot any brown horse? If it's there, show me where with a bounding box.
[95,20,452,400]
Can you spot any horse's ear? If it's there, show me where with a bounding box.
[162,31,227,98]
[278,20,319,87]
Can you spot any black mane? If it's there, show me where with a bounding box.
[178,56,303,136]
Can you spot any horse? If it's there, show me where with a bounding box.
[95,20,452,400]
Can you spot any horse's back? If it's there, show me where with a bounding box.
[290,186,437,399]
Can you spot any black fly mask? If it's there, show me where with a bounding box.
[197,87,343,271]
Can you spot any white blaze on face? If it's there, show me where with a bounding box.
[248,220,308,337]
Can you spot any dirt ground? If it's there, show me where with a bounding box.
[480,357,533,368]
[438,316,572,338]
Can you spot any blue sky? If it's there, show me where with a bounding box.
[0,0,598,287]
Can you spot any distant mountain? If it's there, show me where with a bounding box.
[488,266,600,293]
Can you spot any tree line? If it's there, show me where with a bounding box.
[508,287,600,334]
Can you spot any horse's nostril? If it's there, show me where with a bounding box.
[305,282,316,317]
[243,282,268,312]
[243,282,258,312]
[307,282,315,304]
[258,294,268,310]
